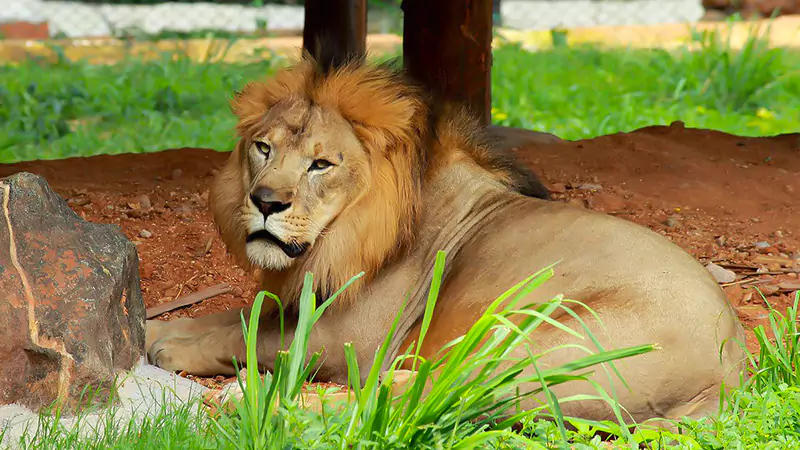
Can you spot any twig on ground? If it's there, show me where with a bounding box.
[146,283,233,319]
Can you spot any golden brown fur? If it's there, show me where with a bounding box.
[147,53,746,426]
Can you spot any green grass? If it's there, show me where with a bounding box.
[2,22,799,164]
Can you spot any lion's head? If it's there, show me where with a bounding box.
[210,53,549,306]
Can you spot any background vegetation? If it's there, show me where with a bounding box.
[2,27,798,164]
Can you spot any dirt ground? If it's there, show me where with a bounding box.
[2,123,799,389]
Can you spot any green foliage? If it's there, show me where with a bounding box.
[3,28,799,164]
[489,36,800,140]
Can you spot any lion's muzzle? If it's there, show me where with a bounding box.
[246,229,309,258]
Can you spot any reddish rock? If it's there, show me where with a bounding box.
[703,0,800,15]
[0,172,145,412]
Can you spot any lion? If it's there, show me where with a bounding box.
[145,51,747,425]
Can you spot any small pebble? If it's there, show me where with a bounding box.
[140,229,153,238]
[754,241,770,249]
[577,183,603,191]
[663,216,682,228]
[705,262,736,284]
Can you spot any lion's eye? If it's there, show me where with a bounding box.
[254,141,271,157]
[309,159,334,172]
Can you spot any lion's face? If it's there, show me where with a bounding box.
[239,99,371,270]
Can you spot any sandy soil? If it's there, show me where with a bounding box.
[2,123,799,389]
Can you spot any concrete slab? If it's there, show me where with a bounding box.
[0,357,208,449]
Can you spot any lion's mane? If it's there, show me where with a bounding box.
[210,52,549,307]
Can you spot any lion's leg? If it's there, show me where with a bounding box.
[145,302,280,376]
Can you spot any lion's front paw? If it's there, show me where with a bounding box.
[146,323,241,377]
[145,319,170,352]
[148,335,201,373]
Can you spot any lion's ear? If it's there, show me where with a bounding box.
[230,82,273,128]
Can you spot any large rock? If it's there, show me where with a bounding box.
[0,172,145,412]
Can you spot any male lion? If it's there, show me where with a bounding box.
[146,52,746,424]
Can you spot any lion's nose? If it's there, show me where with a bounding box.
[250,187,291,217]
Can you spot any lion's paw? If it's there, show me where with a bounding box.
[147,335,200,373]
[145,319,171,352]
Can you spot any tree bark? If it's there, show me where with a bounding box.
[402,0,494,125]
[302,0,367,61]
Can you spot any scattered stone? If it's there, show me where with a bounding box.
[67,196,91,207]
[577,183,603,191]
[754,241,771,249]
[758,285,781,296]
[715,235,728,247]
[174,204,193,219]
[705,262,736,284]
[0,172,145,412]
[549,182,567,194]
[137,194,152,210]
[231,286,244,297]
[139,229,153,239]
[663,215,682,228]
[770,230,784,239]
[736,304,769,322]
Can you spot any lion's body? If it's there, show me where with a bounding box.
[146,54,746,425]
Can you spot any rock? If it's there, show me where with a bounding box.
[137,194,152,210]
[663,215,682,229]
[549,182,567,194]
[705,262,736,284]
[0,173,145,412]
[139,229,153,239]
[576,183,603,191]
[754,241,771,250]
[758,285,781,297]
